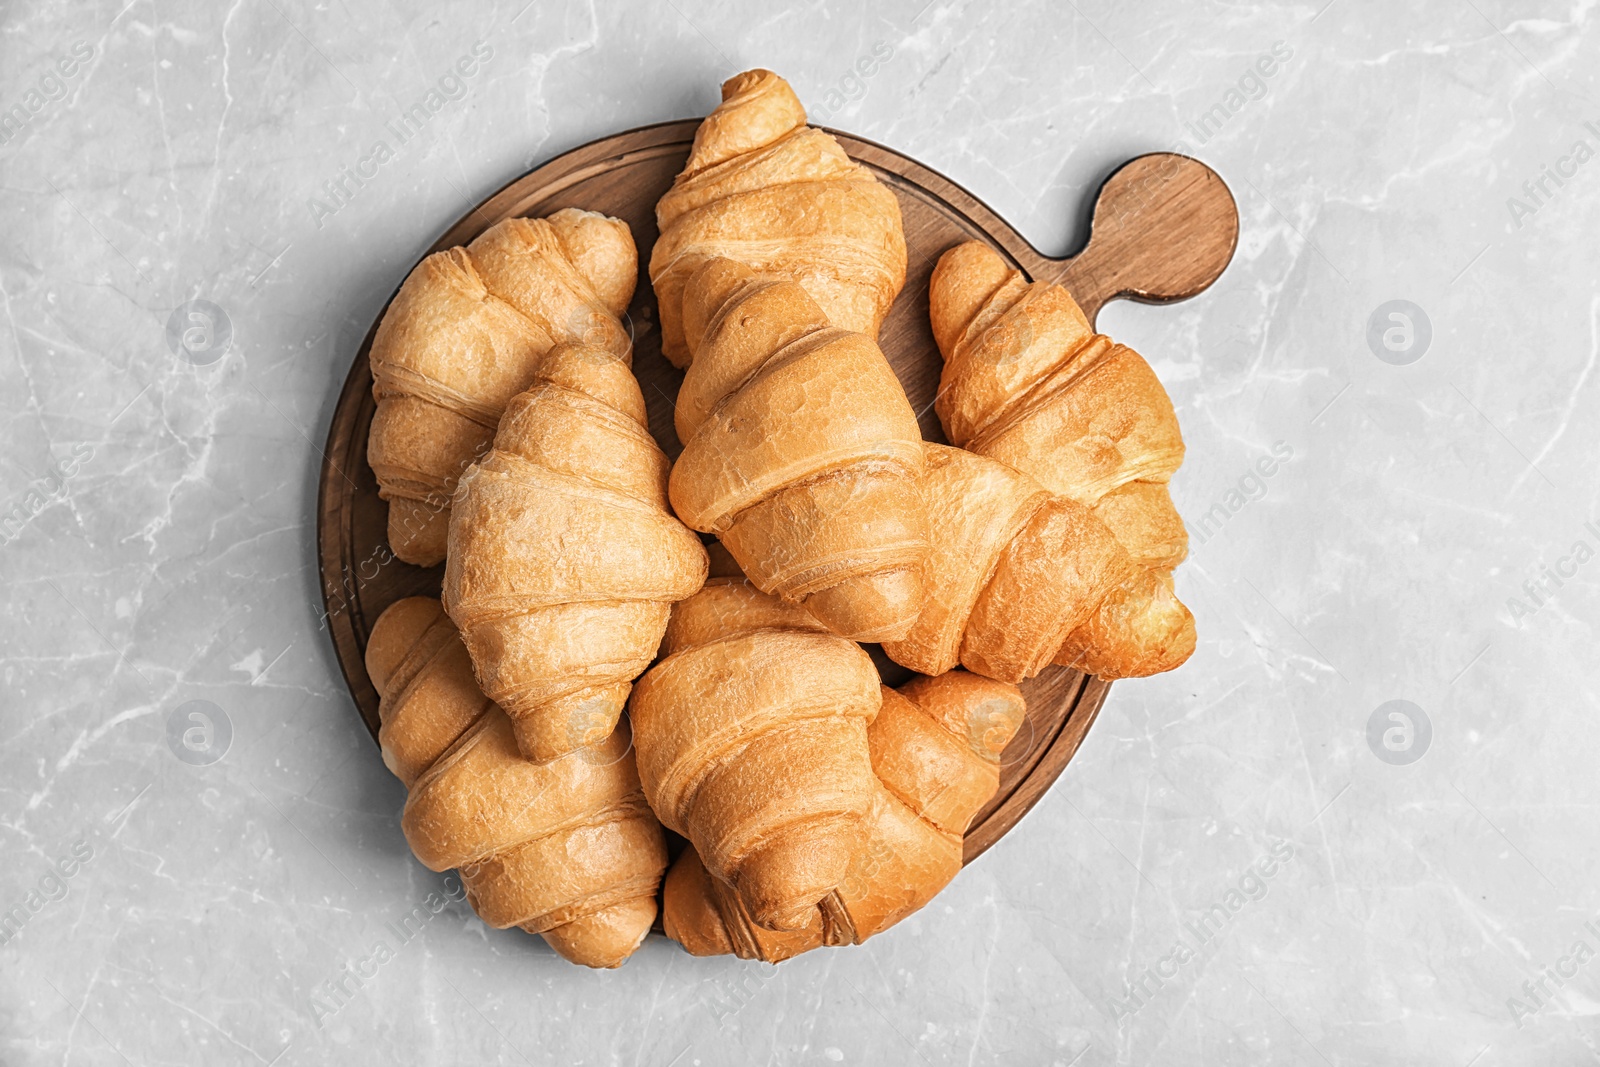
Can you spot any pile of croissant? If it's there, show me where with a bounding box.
[361,70,1195,968]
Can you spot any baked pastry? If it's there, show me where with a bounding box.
[365,597,666,969]
[629,576,881,932]
[927,240,1188,571]
[651,68,907,368]
[368,210,636,566]
[667,256,928,643]
[885,444,1194,681]
[443,342,708,762]
[662,671,1026,962]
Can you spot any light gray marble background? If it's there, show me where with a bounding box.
[2,0,1596,1064]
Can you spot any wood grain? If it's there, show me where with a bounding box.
[316,119,1236,871]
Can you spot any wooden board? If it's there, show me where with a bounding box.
[316,120,1238,869]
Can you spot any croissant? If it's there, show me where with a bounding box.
[368,209,637,566]
[650,68,907,369]
[927,240,1188,571]
[365,597,667,969]
[667,256,929,642]
[629,576,881,932]
[443,343,708,762]
[663,671,1026,962]
[885,444,1195,681]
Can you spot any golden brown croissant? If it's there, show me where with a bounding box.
[885,444,1195,681]
[928,240,1188,571]
[365,597,667,969]
[651,68,907,369]
[442,343,708,763]
[368,210,637,566]
[662,671,1026,962]
[629,576,881,932]
[667,256,929,642]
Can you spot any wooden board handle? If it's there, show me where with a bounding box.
[1034,153,1239,326]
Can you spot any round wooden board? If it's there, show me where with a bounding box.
[317,119,1238,868]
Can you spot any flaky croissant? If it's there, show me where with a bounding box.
[885,444,1194,681]
[667,256,929,642]
[366,597,667,969]
[629,577,881,933]
[928,240,1188,571]
[663,671,1026,963]
[651,68,907,369]
[443,342,708,763]
[368,210,637,566]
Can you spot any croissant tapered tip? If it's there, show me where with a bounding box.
[929,241,1013,361]
[506,683,630,763]
[898,671,1027,763]
[1057,570,1197,679]
[542,207,638,318]
[532,341,647,427]
[684,70,808,179]
[365,596,447,696]
[681,256,756,359]
[384,497,452,568]
[1123,580,1197,677]
[804,567,925,644]
[662,850,737,957]
[735,819,858,932]
[537,896,658,970]
[720,68,780,97]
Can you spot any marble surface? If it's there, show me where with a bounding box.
[2,1,1598,1064]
